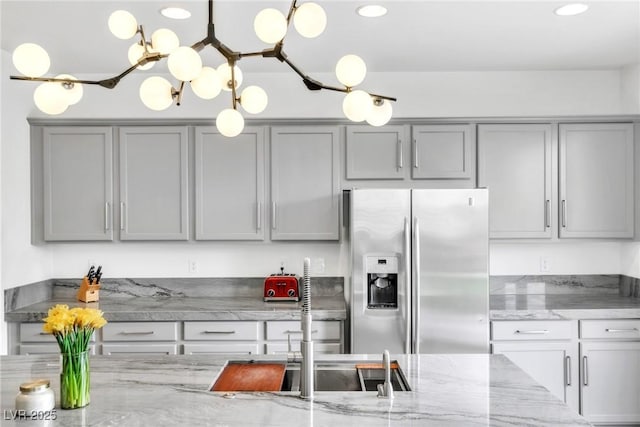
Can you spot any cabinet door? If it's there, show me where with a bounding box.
[559,123,634,238]
[478,124,552,238]
[119,127,189,240]
[270,126,340,240]
[412,125,472,179]
[195,127,265,240]
[492,341,579,413]
[345,125,407,179]
[43,127,113,241]
[580,341,640,424]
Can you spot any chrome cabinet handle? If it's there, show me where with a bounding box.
[397,139,403,169]
[104,202,110,231]
[120,202,125,231]
[284,330,318,335]
[515,330,549,334]
[271,202,277,230]
[404,217,411,354]
[203,330,236,334]
[561,200,567,228]
[583,356,588,386]
[565,356,571,386]
[39,332,52,335]
[605,328,639,333]
[257,202,262,230]
[120,331,154,335]
[413,140,419,168]
[545,200,550,228]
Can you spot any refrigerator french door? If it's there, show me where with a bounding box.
[350,188,489,354]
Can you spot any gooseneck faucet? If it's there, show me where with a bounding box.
[300,257,314,399]
[377,349,394,399]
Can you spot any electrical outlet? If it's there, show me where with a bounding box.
[188,259,198,273]
[312,258,325,274]
[540,256,551,273]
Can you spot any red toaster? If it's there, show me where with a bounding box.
[264,268,299,302]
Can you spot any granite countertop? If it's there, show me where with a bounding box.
[490,294,640,320]
[5,296,347,323]
[0,353,590,426]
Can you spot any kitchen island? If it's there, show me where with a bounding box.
[1,353,590,426]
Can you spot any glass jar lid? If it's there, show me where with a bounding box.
[19,379,51,393]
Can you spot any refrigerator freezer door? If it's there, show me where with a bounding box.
[351,189,411,354]
[412,189,489,353]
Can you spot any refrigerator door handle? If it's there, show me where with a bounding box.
[412,216,420,354]
[404,217,411,354]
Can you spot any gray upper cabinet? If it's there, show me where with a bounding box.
[43,127,114,241]
[118,127,189,240]
[478,124,553,239]
[270,126,340,240]
[559,123,634,238]
[345,125,408,180]
[195,126,265,240]
[412,124,473,180]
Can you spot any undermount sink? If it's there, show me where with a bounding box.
[211,360,410,393]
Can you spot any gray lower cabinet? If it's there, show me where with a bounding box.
[411,124,473,180]
[195,127,266,240]
[477,124,553,238]
[270,126,340,240]
[345,125,408,180]
[559,123,634,238]
[42,126,114,241]
[119,126,189,240]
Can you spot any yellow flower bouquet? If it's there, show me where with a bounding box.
[42,304,107,409]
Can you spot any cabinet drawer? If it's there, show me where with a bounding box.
[266,321,341,341]
[184,321,260,341]
[20,323,95,343]
[580,319,640,339]
[492,321,573,341]
[102,322,177,341]
[183,343,260,355]
[102,344,177,355]
[19,344,96,356]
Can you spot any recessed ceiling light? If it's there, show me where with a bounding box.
[554,3,589,16]
[357,5,387,18]
[160,7,191,20]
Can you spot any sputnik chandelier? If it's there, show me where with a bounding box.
[10,0,396,137]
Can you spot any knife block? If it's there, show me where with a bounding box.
[77,276,100,303]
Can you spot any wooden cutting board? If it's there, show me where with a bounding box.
[211,363,287,392]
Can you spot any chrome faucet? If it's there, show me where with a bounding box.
[299,257,314,399]
[377,349,394,399]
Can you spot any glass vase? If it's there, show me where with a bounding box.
[60,350,90,409]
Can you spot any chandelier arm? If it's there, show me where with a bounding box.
[230,60,238,109]
[285,0,298,24]
[174,82,185,106]
[9,75,103,85]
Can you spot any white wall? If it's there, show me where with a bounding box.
[622,64,640,114]
[621,243,640,279]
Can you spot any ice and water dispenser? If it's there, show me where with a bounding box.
[365,255,398,309]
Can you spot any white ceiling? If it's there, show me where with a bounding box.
[1,0,639,78]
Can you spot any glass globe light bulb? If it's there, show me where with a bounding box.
[293,2,327,38]
[151,28,180,55]
[108,10,138,40]
[366,99,393,127]
[217,63,243,91]
[168,46,202,82]
[12,43,50,77]
[191,67,222,100]
[336,54,367,87]
[216,109,245,138]
[254,8,287,44]
[139,76,174,111]
[33,82,69,115]
[55,74,83,105]
[240,86,268,114]
[342,90,373,122]
[128,43,155,70]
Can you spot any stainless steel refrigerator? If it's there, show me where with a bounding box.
[350,188,489,354]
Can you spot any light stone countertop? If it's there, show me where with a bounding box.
[0,353,591,426]
[490,294,640,320]
[4,296,346,323]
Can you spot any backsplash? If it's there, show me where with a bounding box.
[490,274,639,297]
